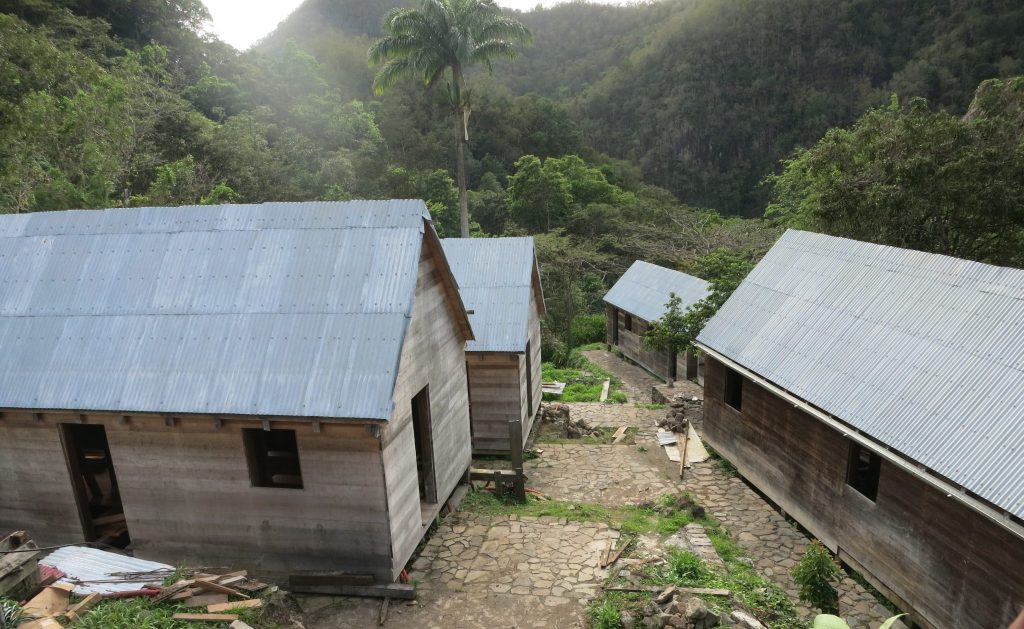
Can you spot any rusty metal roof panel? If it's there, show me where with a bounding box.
[441,237,539,352]
[603,260,711,322]
[697,229,1024,517]
[0,200,432,420]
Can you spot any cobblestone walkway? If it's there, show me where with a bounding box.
[583,348,662,402]
[566,402,662,440]
[684,462,893,626]
[527,444,675,506]
[302,512,618,629]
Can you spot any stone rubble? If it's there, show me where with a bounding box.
[538,402,601,438]
[659,395,703,433]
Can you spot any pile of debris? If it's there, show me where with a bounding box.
[659,396,703,433]
[1,533,276,629]
[628,586,767,629]
[538,403,601,438]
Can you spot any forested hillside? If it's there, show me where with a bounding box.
[2,0,1022,359]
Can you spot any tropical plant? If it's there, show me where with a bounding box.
[792,540,842,614]
[643,292,688,360]
[368,0,530,237]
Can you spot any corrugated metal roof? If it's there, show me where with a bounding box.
[42,546,173,595]
[697,229,1024,518]
[0,200,433,420]
[603,260,711,322]
[441,237,539,352]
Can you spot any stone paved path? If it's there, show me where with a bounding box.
[583,348,662,402]
[301,351,895,629]
[302,512,618,629]
[683,461,894,627]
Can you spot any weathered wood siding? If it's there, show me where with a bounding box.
[702,356,1024,629]
[466,353,522,453]
[0,411,392,579]
[609,309,672,381]
[383,239,472,578]
[525,287,542,439]
[0,415,84,545]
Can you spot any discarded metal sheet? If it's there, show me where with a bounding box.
[656,431,677,446]
[42,546,173,595]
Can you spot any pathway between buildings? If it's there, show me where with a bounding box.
[301,353,892,628]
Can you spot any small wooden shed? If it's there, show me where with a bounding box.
[0,200,475,587]
[697,230,1024,629]
[603,260,710,382]
[441,237,544,455]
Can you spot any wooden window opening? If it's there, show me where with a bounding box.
[525,340,534,415]
[411,386,437,504]
[846,442,881,501]
[623,313,633,332]
[243,428,304,489]
[724,367,743,410]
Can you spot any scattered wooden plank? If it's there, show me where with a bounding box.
[378,597,390,626]
[237,581,268,594]
[64,593,101,621]
[603,585,731,596]
[611,426,628,444]
[208,599,262,613]
[153,579,195,603]
[678,429,689,479]
[168,588,201,602]
[288,582,416,600]
[606,538,631,567]
[217,576,247,587]
[194,580,244,597]
[599,379,611,402]
[215,570,248,581]
[599,540,615,568]
[183,593,229,607]
[172,613,239,622]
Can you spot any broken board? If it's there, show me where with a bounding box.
[662,425,709,465]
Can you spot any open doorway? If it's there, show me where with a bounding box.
[525,340,534,416]
[59,424,131,548]
[411,386,437,505]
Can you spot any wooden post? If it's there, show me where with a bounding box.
[679,425,690,480]
[509,419,527,503]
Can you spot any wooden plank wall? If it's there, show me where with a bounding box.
[466,353,521,453]
[382,241,472,578]
[0,416,85,544]
[610,310,671,381]
[524,288,543,440]
[702,357,1024,629]
[0,411,393,580]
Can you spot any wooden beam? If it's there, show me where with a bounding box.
[172,613,239,622]
[288,582,415,600]
[289,572,374,587]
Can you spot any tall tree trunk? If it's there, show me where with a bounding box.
[455,109,469,237]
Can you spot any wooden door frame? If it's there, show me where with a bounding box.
[411,386,438,504]
[57,423,97,541]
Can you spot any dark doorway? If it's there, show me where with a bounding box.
[411,386,437,504]
[59,424,131,547]
[612,309,619,345]
[669,351,678,380]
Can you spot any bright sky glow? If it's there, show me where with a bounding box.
[203,0,627,50]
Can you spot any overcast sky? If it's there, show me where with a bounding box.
[203,0,626,50]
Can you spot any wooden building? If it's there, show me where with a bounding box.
[603,260,710,382]
[441,237,544,454]
[696,230,1024,629]
[0,200,476,586]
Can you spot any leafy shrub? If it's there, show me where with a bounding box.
[667,549,714,585]
[588,599,623,629]
[571,314,606,345]
[792,540,841,614]
[2,598,30,627]
[606,391,628,404]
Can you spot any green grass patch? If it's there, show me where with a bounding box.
[575,341,607,352]
[634,402,666,410]
[541,356,625,403]
[535,425,639,445]
[72,597,268,629]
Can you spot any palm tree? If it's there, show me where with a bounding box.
[369,0,530,237]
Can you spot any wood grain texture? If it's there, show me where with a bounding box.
[466,355,521,453]
[382,242,472,578]
[702,357,1024,629]
[608,311,671,381]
